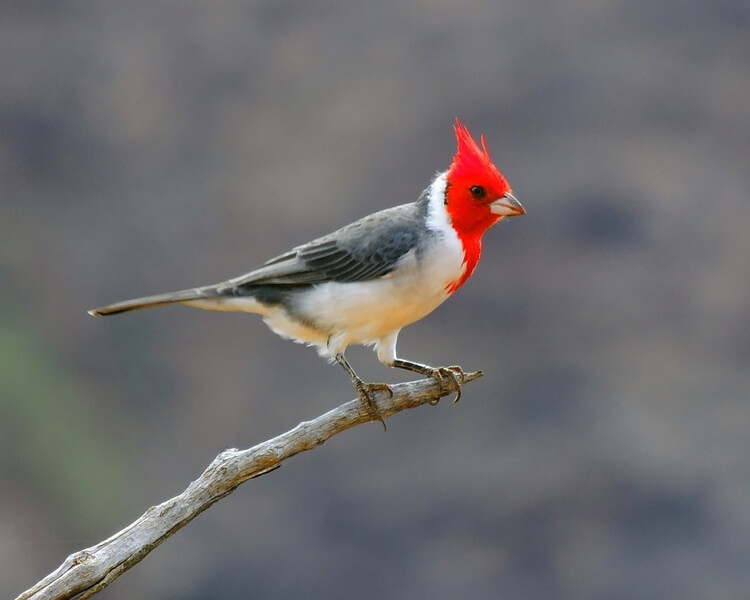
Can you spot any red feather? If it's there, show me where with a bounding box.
[444,118,512,293]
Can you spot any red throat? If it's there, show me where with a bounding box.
[444,119,511,293]
[444,236,484,294]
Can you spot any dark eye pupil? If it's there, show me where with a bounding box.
[470,185,486,198]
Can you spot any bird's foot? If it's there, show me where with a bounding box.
[427,365,466,404]
[354,380,393,430]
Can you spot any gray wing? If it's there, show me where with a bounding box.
[221,202,425,290]
[88,200,430,316]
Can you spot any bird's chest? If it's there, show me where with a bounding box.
[364,229,466,320]
[293,230,466,339]
[405,230,467,301]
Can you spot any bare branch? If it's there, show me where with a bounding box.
[15,371,482,600]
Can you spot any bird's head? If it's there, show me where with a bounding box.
[444,118,525,239]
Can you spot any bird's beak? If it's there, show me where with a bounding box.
[490,192,526,217]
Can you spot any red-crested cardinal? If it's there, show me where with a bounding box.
[89,119,525,424]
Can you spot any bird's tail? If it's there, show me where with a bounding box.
[88,286,219,316]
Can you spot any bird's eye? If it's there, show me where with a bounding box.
[469,185,486,199]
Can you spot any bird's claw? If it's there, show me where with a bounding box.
[429,365,466,404]
[355,381,392,430]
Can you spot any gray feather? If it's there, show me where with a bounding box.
[90,194,432,316]
[88,286,219,316]
[224,200,428,291]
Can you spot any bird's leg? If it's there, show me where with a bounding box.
[392,359,466,404]
[334,353,391,430]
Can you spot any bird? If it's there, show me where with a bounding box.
[89,118,525,426]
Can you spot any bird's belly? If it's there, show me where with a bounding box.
[307,280,448,338]
[291,244,465,347]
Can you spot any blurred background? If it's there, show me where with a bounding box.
[2,2,749,598]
